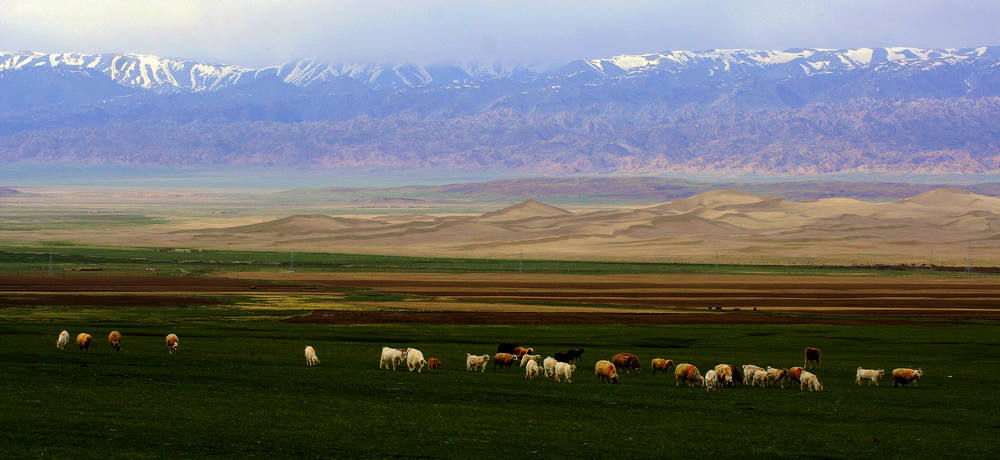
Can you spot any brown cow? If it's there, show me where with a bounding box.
[427,358,442,370]
[76,333,92,353]
[804,347,821,369]
[108,331,122,352]
[493,353,519,372]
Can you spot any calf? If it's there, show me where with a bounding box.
[380,347,407,370]
[428,358,442,370]
[856,367,885,386]
[76,333,92,353]
[554,362,576,383]
[56,330,70,351]
[465,353,489,372]
[304,346,320,366]
[525,359,543,380]
[674,363,704,387]
[406,348,427,372]
[493,353,519,372]
[108,331,122,352]
[804,347,822,369]
[651,358,674,375]
[595,360,619,384]
[892,368,923,387]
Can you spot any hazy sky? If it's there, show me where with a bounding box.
[2,0,999,67]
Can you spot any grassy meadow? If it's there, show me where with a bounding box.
[1,303,998,458]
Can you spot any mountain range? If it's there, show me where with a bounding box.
[3,47,1000,175]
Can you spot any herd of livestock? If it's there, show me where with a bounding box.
[56,331,925,390]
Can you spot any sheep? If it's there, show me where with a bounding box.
[612,353,642,374]
[56,330,69,351]
[406,348,427,372]
[651,358,674,375]
[520,354,541,367]
[674,363,704,387]
[304,346,320,366]
[766,367,788,388]
[380,347,407,370]
[743,365,765,385]
[428,358,442,370]
[595,360,619,384]
[554,362,576,383]
[493,353,519,372]
[713,364,735,386]
[789,367,805,386]
[856,367,885,386]
[108,331,122,352]
[543,357,558,378]
[165,333,179,354]
[525,358,543,380]
[800,371,823,391]
[704,370,720,391]
[512,346,534,360]
[751,369,769,387]
[76,333,92,353]
[465,353,489,372]
[892,368,923,387]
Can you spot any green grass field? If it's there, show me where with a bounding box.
[0,242,985,277]
[2,303,998,458]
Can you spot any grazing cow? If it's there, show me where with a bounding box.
[554,362,576,383]
[493,353,519,372]
[751,369,769,387]
[543,357,558,378]
[380,347,407,370]
[612,353,642,374]
[512,346,534,360]
[465,353,490,372]
[428,358,442,370]
[789,367,805,386]
[856,367,886,386]
[800,371,823,391]
[714,364,735,386]
[743,365,765,385]
[406,348,427,372]
[892,368,923,387]
[165,333,179,354]
[497,343,518,354]
[56,330,70,351]
[520,354,541,367]
[304,346,320,366]
[651,358,675,375]
[76,333,92,353]
[766,367,788,388]
[525,359,543,380]
[595,360,619,384]
[674,363,704,387]
[108,331,122,352]
[704,370,720,391]
[804,347,822,369]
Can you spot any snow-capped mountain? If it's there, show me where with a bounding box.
[3,46,1000,176]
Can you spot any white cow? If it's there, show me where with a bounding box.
[543,357,558,377]
[856,367,885,386]
[406,347,427,372]
[56,330,69,351]
[304,346,320,367]
[380,347,407,370]
[466,353,489,372]
[554,362,576,383]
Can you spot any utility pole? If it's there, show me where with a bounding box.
[929,248,933,268]
[714,252,719,273]
[290,251,295,274]
[966,242,971,273]
[518,251,524,274]
[48,251,53,276]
